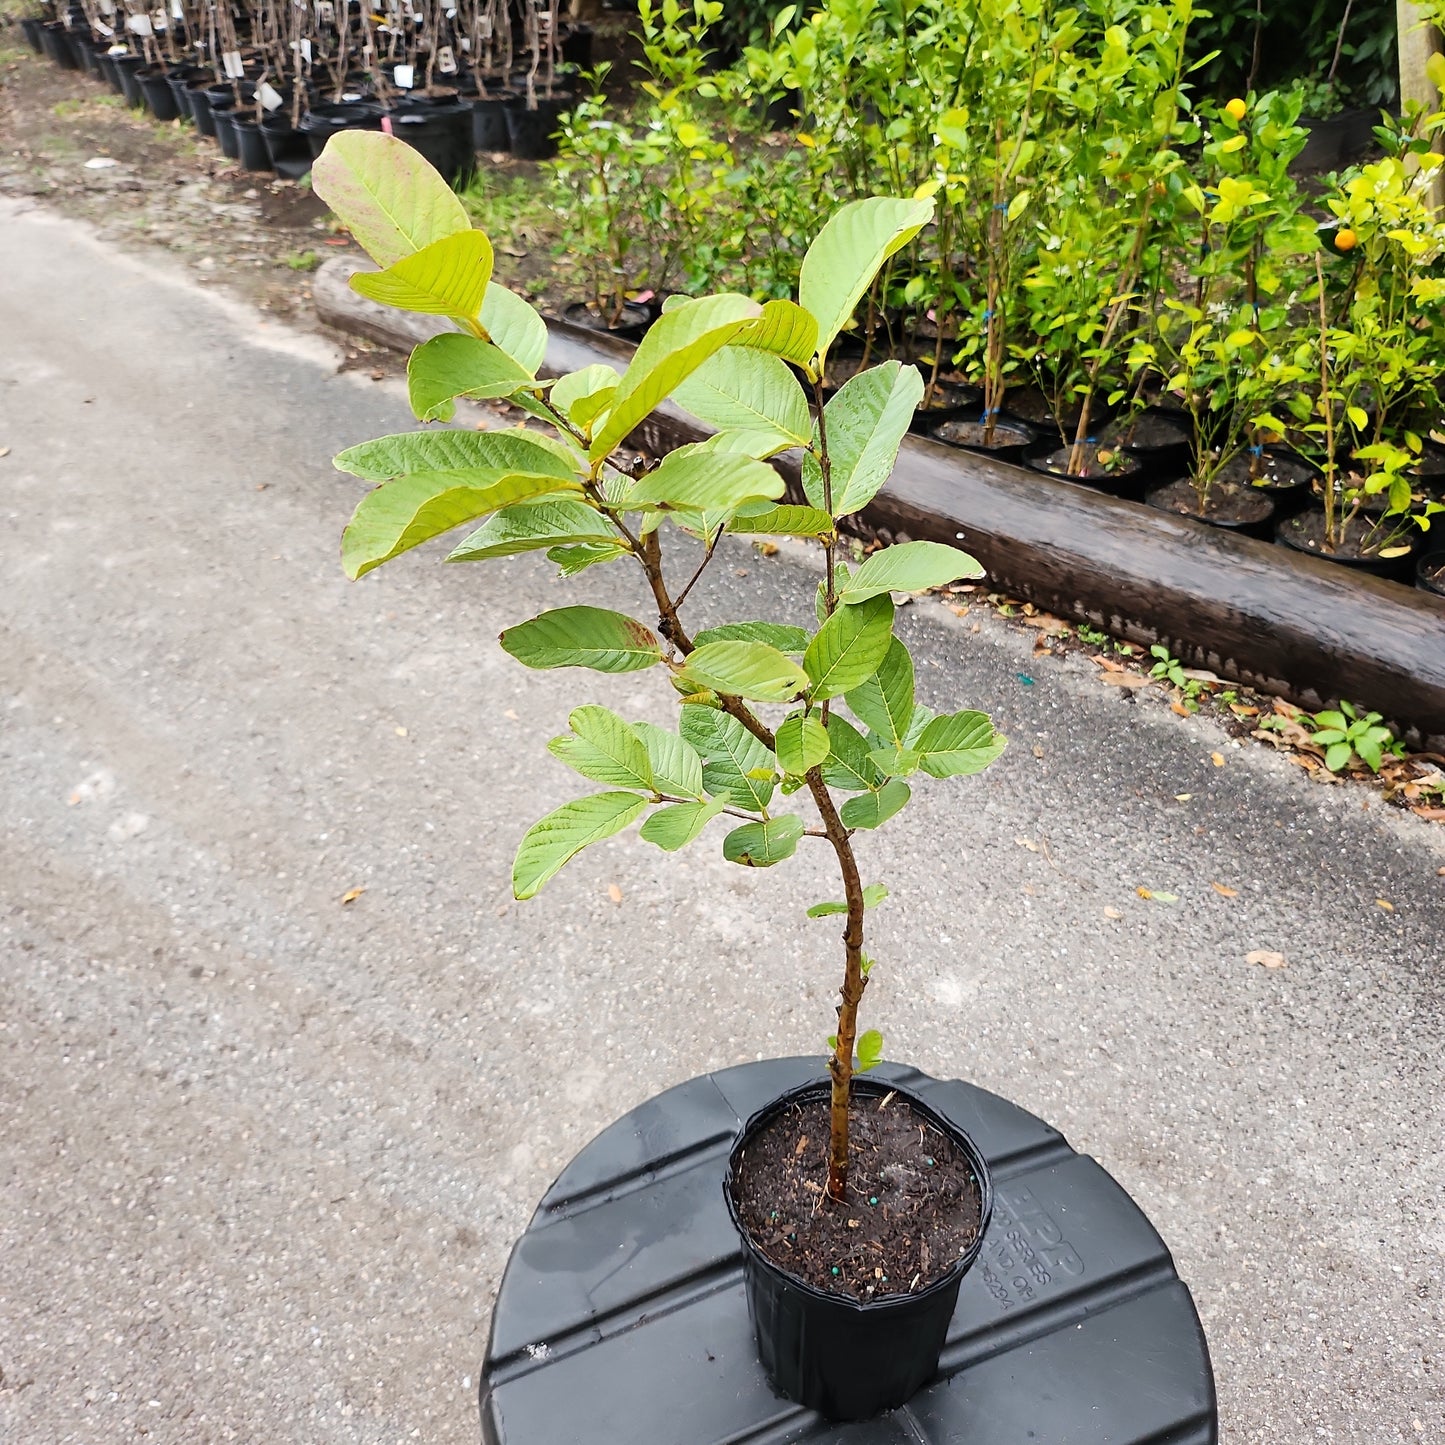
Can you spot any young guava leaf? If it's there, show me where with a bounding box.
[856,1029,884,1071]
[336,427,577,483]
[481,281,548,373]
[802,362,924,516]
[551,363,621,426]
[548,706,654,791]
[820,714,884,791]
[590,294,764,461]
[680,705,775,811]
[343,470,575,578]
[806,883,888,917]
[548,542,629,576]
[407,334,539,422]
[723,814,806,866]
[447,500,615,562]
[727,506,836,539]
[351,229,492,320]
[512,791,649,900]
[632,721,705,799]
[639,798,725,851]
[914,710,1008,777]
[676,641,809,703]
[839,778,911,829]
[693,621,811,653]
[500,607,663,673]
[672,347,813,450]
[775,715,830,775]
[312,130,470,268]
[844,638,914,745]
[839,541,985,601]
[732,299,820,368]
[803,594,894,699]
[623,446,786,514]
[798,196,935,362]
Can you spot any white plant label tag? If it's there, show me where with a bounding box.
[171,0,183,15]
[259,81,285,110]
[126,13,154,35]
[458,36,470,51]
[95,20,115,36]
[222,49,245,77]
[436,45,456,73]
[300,37,312,61]
[99,0,115,13]
[318,0,334,18]
[393,62,414,89]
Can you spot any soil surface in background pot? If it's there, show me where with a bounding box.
[1151,477,1274,526]
[1217,448,1318,493]
[1100,410,1189,451]
[1419,555,1445,595]
[1029,441,1142,484]
[730,1091,983,1303]
[932,417,1035,453]
[1279,507,1416,562]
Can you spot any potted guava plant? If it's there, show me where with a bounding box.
[313,131,1007,1422]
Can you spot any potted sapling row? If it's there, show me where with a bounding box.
[313,131,1007,1422]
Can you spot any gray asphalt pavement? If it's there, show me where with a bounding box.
[2,196,1443,1445]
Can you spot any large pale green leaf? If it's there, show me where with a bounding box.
[723,814,805,866]
[350,230,492,320]
[500,607,663,673]
[676,641,809,703]
[551,364,621,427]
[840,541,984,601]
[408,334,539,423]
[798,196,935,361]
[733,300,820,368]
[548,706,654,791]
[481,282,548,374]
[335,428,578,482]
[679,705,775,811]
[844,637,914,745]
[512,791,648,899]
[775,715,830,775]
[672,348,812,453]
[633,721,705,799]
[590,294,763,461]
[804,594,894,700]
[312,130,470,268]
[548,541,629,576]
[915,710,1007,778]
[820,714,884,791]
[447,500,614,562]
[727,505,836,538]
[342,470,574,578]
[639,798,724,851]
[803,362,923,516]
[839,778,911,829]
[693,621,810,653]
[623,445,785,515]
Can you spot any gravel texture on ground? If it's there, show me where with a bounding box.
[1,197,1443,1444]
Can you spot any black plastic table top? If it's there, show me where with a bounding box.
[480,1058,1218,1444]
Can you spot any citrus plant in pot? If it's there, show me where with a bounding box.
[313,131,1007,1422]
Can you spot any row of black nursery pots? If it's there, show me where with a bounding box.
[25,15,583,175]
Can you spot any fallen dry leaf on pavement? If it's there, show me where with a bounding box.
[607,884,623,903]
[1210,882,1239,897]
[1170,700,1190,716]
[1246,950,1287,969]
[341,887,366,905]
[1211,752,1225,766]
[1375,898,1394,911]
[1136,887,1178,903]
[1103,907,1124,920]
[1174,793,1193,802]
[1015,837,1040,852]
[1100,673,1151,688]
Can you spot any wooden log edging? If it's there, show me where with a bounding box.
[314,259,1445,746]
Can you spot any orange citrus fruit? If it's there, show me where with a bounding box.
[1335,228,1358,251]
[1224,98,1247,121]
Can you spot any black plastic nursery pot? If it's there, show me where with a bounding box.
[562,298,650,341]
[20,15,45,52]
[114,53,147,108]
[73,34,101,77]
[166,66,203,121]
[300,100,384,159]
[1147,478,1278,541]
[724,1076,993,1421]
[932,414,1038,465]
[138,67,181,122]
[470,91,514,152]
[186,80,218,137]
[210,101,241,160]
[261,114,313,177]
[386,97,476,185]
[230,114,274,173]
[502,92,572,160]
[40,21,80,69]
[1277,506,1421,584]
[1419,552,1445,598]
[1027,442,1150,502]
[95,49,122,93]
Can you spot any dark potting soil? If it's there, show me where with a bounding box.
[932,418,1034,451]
[1217,449,1317,492]
[1421,557,1445,594]
[1005,384,1084,432]
[916,378,979,414]
[1152,477,1274,525]
[1101,410,1189,451]
[731,1092,983,1304]
[1279,508,1409,561]
[1031,442,1141,482]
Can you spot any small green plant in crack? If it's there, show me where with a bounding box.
[1304,701,1403,773]
[1149,645,1209,708]
[1076,623,1110,647]
[283,250,321,272]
